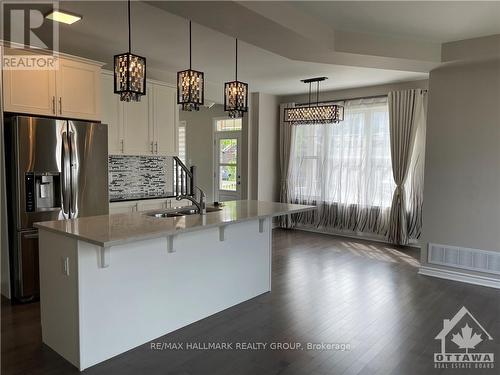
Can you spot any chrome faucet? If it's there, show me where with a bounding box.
[176,185,206,214]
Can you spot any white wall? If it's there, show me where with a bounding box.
[280,79,428,104]
[179,104,248,202]
[249,93,280,202]
[421,59,500,263]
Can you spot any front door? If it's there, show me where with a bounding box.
[214,132,241,202]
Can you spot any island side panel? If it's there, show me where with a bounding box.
[77,218,272,370]
[38,229,80,369]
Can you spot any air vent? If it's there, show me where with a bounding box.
[428,243,500,276]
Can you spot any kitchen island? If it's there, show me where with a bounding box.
[34,200,314,371]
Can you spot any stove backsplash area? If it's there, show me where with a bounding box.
[108,155,174,200]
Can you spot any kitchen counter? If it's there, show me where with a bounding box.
[36,200,314,371]
[35,200,313,248]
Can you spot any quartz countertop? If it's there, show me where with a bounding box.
[34,200,315,247]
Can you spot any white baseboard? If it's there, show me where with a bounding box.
[291,226,420,249]
[419,265,500,289]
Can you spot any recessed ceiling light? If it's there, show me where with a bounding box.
[45,10,82,25]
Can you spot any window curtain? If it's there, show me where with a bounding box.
[287,97,395,235]
[279,103,295,228]
[387,89,426,245]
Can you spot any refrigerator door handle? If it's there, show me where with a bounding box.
[61,132,71,217]
[69,131,78,218]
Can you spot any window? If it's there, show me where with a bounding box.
[178,121,187,164]
[216,118,242,132]
[289,98,395,209]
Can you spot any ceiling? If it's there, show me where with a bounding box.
[7,1,500,102]
[291,1,500,43]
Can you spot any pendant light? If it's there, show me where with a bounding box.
[177,21,204,111]
[224,39,248,118]
[114,0,146,102]
[284,77,344,124]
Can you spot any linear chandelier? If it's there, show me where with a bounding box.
[224,39,248,118]
[114,0,146,102]
[177,21,204,111]
[284,77,344,124]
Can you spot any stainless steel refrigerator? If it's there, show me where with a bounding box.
[4,116,108,302]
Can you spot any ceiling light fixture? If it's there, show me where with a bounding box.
[177,21,204,111]
[284,77,344,124]
[114,0,146,102]
[45,10,82,25]
[224,39,248,118]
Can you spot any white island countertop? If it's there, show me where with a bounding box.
[34,200,314,247]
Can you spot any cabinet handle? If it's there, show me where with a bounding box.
[120,139,124,153]
[155,142,158,154]
[59,97,62,115]
[52,96,56,114]
[150,141,154,153]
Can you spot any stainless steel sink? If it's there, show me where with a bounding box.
[145,206,222,218]
[150,212,184,218]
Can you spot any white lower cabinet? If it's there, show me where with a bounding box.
[109,198,192,214]
[109,201,138,214]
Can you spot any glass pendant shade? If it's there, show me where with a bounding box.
[178,21,204,111]
[284,77,344,125]
[114,52,146,102]
[224,80,248,118]
[224,39,248,118]
[177,69,204,111]
[113,0,146,102]
[284,104,344,124]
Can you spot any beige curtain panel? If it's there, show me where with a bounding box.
[279,103,295,228]
[387,89,426,245]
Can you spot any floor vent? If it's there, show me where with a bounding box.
[428,243,500,276]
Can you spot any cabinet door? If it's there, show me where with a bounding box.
[3,68,56,116]
[109,202,138,214]
[153,84,177,155]
[101,74,123,154]
[123,87,153,155]
[56,58,101,121]
[137,199,167,212]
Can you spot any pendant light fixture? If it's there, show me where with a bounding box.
[177,21,204,111]
[114,0,146,102]
[224,39,248,118]
[284,77,344,124]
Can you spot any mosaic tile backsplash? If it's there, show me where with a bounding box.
[108,155,174,200]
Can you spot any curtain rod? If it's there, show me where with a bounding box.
[295,90,427,106]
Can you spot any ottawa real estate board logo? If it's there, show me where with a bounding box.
[434,306,495,369]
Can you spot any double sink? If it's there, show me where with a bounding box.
[145,206,222,218]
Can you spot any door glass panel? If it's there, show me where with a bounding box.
[219,165,237,191]
[219,139,237,164]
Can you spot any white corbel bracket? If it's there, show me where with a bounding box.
[100,246,110,268]
[219,226,226,242]
[259,218,265,233]
[166,235,176,253]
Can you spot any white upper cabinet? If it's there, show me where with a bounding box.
[3,69,57,116]
[2,49,103,121]
[101,72,178,156]
[56,58,101,121]
[123,87,153,155]
[152,84,177,156]
[101,73,123,154]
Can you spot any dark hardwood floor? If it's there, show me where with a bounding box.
[2,229,500,374]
